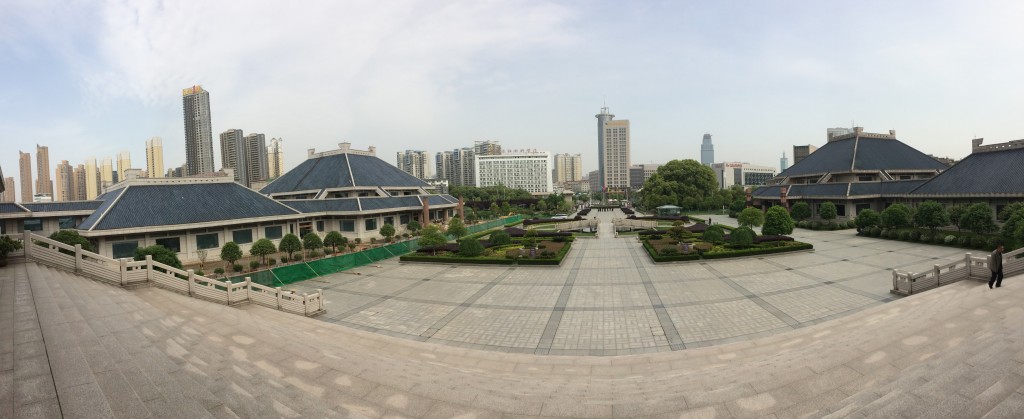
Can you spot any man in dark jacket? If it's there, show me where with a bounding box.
[989,243,1005,289]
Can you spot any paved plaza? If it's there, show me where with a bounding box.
[288,210,968,355]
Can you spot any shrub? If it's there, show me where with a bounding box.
[659,247,679,256]
[899,231,911,241]
[811,221,821,230]
[933,234,945,244]
[730,227,755,247]
[249,260,260,270]
[220,242,242,266]
[881,204,912,229]
[540,250,555,258]
[870,227,882,237]
[819,202,838,223]
[49,230,95,252]
[649,235,663,240]
[790,202,811,221]
[214,267,225,275]
[232,264,243,273]
[278,234,302,260]
[249,238,277,265]
[944,235,956,244]
[910,231,922,242]
[458,238,485,257]
[847,220,858,229]
[268,258,277,266]
[490,231,512,246]
[971,236,987,249]
[762,206,795,236]
[134,245,183,270]
[307,250,320,258]
[988,237,1004,250]
[703,225,724,244]
[194,270,204,277]
[738,208,765,228]
[958,236,971,247]
[280,256,288,263]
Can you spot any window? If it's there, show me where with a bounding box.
[365,218,377,231]
[899,175,912,180]
[264,226,283,239]
[855,203,871,214]
[858,176,873,182]
[341,220,355,232]
[58,217,76,229]
[23,219,42,232]
[0,222,5,235]
[384,217,394,226]
[835,204,846,217]
[196,233,219,250]
[112,241,139,259]
[232,229,253,244]
[154,237,181,253]
[316,221,325,232]
[400,215,410,224]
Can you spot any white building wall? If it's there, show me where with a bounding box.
[474,152,553,194]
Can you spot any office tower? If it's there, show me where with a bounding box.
[452,147,475,187]
[54,160,73,201]
[700,133,715,166]
[397,150,430,179]
[2,177,14,202]
[85,157,99,199]
[553,153,583,185]
[19,151,32,202]
[146,137,164,178]
[117,151,131,182]
[473,140,502,156]
[711,162,777,189]
[244,133,268,186]
[35,144,52,197]
[793,145,818,165]
[183,85,215,175]
[587,170,600,194]
[267,138,284,179]
[475,151,552,193]
[780,153,789,172]
[72,164,87,201]
[435,151,453,181]
[629,164,661,190]
[100,157,114,187]
[595,106,630,191]
[219,129,248,185]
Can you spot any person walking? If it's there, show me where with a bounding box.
[989,243,1005,289]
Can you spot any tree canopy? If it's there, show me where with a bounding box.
[762,206,795,235]
[380,223,396,241]
[738,207,765,228]
[134,245,182,270]
[881,204,912,229]
[278,234,302,259]
[703,225,725,244]
[913,201,950,234]
[219,242,242,266]
[961,203,997,235]
[948,205,968,232]
[458,238,484,257]
[855,209,881,230]
[639,159,718,210]
[790,202,811,221]
[819,202,838,222]
[249,238,276,264]
[730,227,755,247]
[448,185,532,202]
[302,232,323,256]
[418,225,448,254]
[447,217,467,239]
[48,230,95,252]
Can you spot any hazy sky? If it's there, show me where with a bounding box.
[2,0,1023,196]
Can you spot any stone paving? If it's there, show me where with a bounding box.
[288,210,969,355]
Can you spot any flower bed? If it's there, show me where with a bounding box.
[642,232,812,262]
[400,239,572,265]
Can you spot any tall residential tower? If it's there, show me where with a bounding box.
[35,145,52,198]
[596,107,630,191]
[267,138,284,179]
[553,153,583,186]
[183,85,215,176]
[19,151,32,202]
[146,137,164,178]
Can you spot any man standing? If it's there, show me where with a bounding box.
[989,243,1005,289]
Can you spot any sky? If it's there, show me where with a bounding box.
[2,0,1023,198]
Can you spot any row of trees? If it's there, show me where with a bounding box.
[854,202,1002,236]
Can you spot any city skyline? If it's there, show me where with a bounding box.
[2,2,1023,195]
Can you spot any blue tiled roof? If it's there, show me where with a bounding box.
[848,180,928,196]
[280,199,361,213]
[0,203,27,214]
[21,201,102,212]
[81,182,300,231]
[260,153,428,195]
[910,147,1024,196]
[778,138,946,178]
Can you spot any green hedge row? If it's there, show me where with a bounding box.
[702,243,814,259]
[642,241,701,262]
[400,240,573,266]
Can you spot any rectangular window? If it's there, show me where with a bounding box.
[264,226,283,239]
[400,215,410,224]
[112,241,139,259]
[384,217,394,226]
[232,229,253,244]
[196,233,219,250]
[58,217,76,229]
[899,175,912,180]
[855,203,871,214]
[835,205,846,217]
[316,221,325,232]
[858,176,873,182]
[23,219,42,232]
[0,222,5,235]
[365,218,377,231]
[341,220,355,232]
[154,237,181,253]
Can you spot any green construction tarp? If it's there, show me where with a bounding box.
[228,269,282,288]
[271,263,319,285]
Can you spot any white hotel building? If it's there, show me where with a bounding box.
[474,151,553,194]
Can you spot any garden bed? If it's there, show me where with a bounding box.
[400,239,573,266]
[641,228,812,263]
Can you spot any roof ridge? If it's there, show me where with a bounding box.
[13,202,29,212]
[344,153,356,187]
[89,185,130,231]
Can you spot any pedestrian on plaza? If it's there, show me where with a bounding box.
[989,242,1005,289]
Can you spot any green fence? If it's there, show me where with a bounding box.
[454,215,523,239]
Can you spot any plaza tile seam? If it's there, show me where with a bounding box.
[329,266,459,321]
[535,239,589,355]
[419,267,517,339]
[702,263,803,328]
[758,258,897,303]
[627,245,686,350]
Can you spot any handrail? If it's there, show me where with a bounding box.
[893,247,1013,295]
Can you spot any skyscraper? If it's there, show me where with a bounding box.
[435,151,453,181]
[700,133,714,165]
[219,129,248,186]
[19,151,32,202]
[596,107,630,191]
[54,160,73,201]
[35,144,52,197]
[793,145,818,165]
[85,157,99,200]
[146,137,164,178]
[473,140,502,156]
[553,153,583,185]
[72,164,87,201]
[2,176,15,202]
[267,138,284,179]
[244,133,268,186]
[183,85,215,176]
[397,150,430,179]
[780,152,789,172]
[117,151,131,183]
[100,157,113,187]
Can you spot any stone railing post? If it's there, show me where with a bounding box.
[74,244,83,273]
[965,253,972,279]
[318,289,324,312]
[276,287,283,309]
[187,269,195,296]
[245,277,252,303]
[120,258,128,287]
[303,293,310,315]
[934,264,941,287]
[23,231,32,260]
[145,255,153,282]
[892,270,898,292]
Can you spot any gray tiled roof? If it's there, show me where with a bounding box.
[280,199,361,213]
[80,182,300,231]
[260,153,428,195]
[910,147,1024,196]
[0,203,27,214]
[21,201,102,212]
[777,138,946,178]
[280,195,456,214]
[359,196,424,211]
[848,180,928,196]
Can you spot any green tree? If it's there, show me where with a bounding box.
[998,202,1024,222]
[738,207,765,228]
[380,223,396,242]
[249,238,276,264]
[323,231,345,253]
[961,203,997,235]
[302,232,323,257]
[465,208,479,223]
[458,238,484,257]
[278,234,302,260]
[730,227,755,247]
[219,242,242,267]
[855,209,881,230]
[489,202,500,215]
[761,206,795,236]
[134,245,182,270]
[489,230,512,246]
[819,202,838,223]
[406,220,421,235]
[668,225,687,241]
[948,204,968,232]
[447,217,467,239]
[536,200,549,212]
[881,204,912,229]
[790,202,811,221]
[48,230,95,252]
[1001,208,1024,248]
[639,159,718,210]
[729,199,746,214]
[703,225,725,244]
[913,201,950,235]
[418,225,448,255]
[0,235,24,265]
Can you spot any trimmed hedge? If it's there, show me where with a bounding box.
[702,243,814,259]
[642,240,701,262]
[401,239,572,266]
